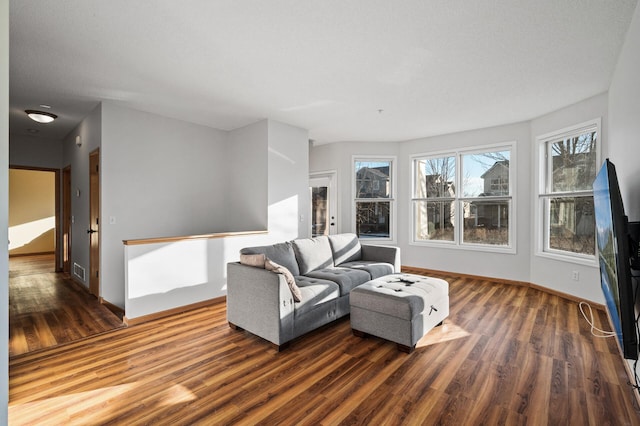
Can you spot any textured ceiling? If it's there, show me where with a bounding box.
[9,0,639,143]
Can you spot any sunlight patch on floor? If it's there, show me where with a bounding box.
[415,321,470,349]
[9,382,197,425]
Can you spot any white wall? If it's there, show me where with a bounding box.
[1,0,9,421]
[124,119,309,320]
[608,0,640,398]
[311,97,610,301]
[9,134,62,169]
[609,3,640,220]
[530,93,608,303]
[400,122,532,283]
[101,102,229,307]
[310,141,399,237]
[226,120,268,232]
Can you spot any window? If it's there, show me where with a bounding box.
[537,119,599,260]
[412,145,514,250]
[353,157,395,240]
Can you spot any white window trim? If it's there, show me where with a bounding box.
[409,142,517,254]
[352,155,397,244]
[534,118,600,266]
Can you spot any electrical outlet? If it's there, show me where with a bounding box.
[572,271,580,281]
[109,216,116,224]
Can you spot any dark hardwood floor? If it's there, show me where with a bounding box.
[9,254,124,357]
[8,269,640,425]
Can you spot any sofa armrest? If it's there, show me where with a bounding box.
[226,262,294,345]
[361,244,401,273]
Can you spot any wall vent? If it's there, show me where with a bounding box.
[73,263,85,281]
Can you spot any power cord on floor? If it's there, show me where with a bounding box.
[579,301,618,338]
[630,274,640,397]
[579,296,640,405]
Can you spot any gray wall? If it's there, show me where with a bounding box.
[62,103,102,292]
[1,0,9,421]
[529,93,608,302]
[9,134,62,169]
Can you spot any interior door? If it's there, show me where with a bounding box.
[89,149,100,297]
[62,166,71,274]
[310,172,337,236]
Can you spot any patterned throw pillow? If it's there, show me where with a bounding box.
[265,258,302,302]
[239,253,266,268]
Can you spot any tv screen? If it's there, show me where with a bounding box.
[593,159,638,360]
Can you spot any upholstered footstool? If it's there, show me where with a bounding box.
[350,274,449,353]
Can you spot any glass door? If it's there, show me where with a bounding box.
[310,172,337,237]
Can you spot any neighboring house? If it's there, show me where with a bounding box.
[470,160,510,229]
[551,151,597,238]
[355,166,390,236]
[480,160,509,196]
[356,166,389,198]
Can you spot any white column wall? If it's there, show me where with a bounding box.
[268,120,310,240]
[226,120,268,232]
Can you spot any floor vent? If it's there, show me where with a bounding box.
[73,263,85,281]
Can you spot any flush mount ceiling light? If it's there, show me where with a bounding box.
[25,109,57,123]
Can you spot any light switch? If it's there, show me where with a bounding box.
[109,216,116,225]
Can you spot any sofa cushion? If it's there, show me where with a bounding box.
[328,233,362,265]
[304,267,371,296]
[338,260,394,279]
[240,242,300,276]
[294,276,340,317]
[292,236,334,275]
[265,259,302,302]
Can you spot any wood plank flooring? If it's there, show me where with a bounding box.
[9,270,640,425]
[9,254,124,357]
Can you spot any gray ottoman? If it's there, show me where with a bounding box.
[350,273,449,353]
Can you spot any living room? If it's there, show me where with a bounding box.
[3,1,640,423]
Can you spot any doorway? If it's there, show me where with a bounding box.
[8,166,59,265]
[89,149,100,297]
[310,171,337,237]
[62,166,72,274]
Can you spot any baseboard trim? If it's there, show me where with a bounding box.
[9,251,55,257]
[123,296,226,327]
[401,265,605,310]
[99,297,125,320]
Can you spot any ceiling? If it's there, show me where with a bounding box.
[9,0,639,144]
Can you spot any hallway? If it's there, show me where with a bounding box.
[8,254,124,357]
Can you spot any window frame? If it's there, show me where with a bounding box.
[352,155,397,243]
[535,118,600,265]
[409,143,516,253]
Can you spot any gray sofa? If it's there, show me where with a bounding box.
[227,233,400,349]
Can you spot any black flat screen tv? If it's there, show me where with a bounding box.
[593,159,638,360]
